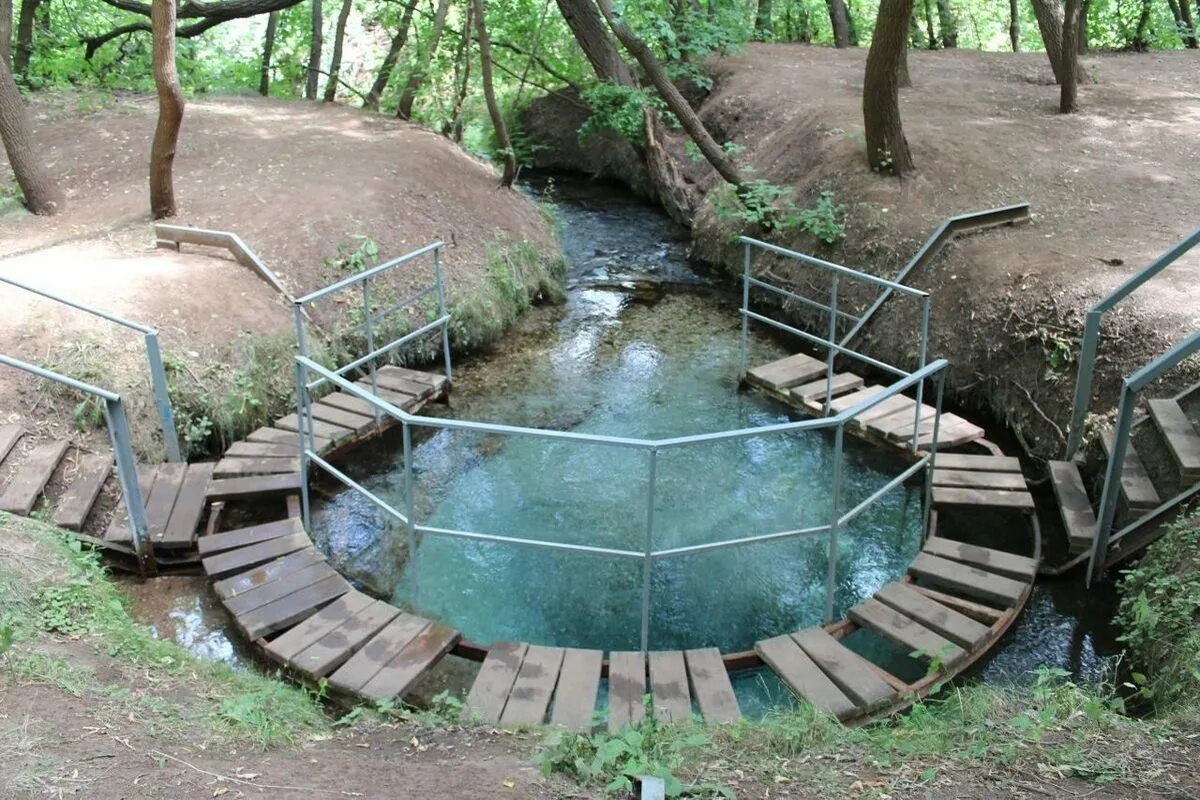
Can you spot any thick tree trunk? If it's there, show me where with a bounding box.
[0,54,63,213]
[471,0,516,186]
[13,0,38,77]
[936,0,957,46]
[922,0,937,47]
[150,0,183,219]
[363,0,417,111]
[1078,0,1089,50]
[322,0,352,101]
[1059,0,1080,112]
[864,0,915,176]
[306,0,322,99]
[444,0,471,140]
[1030,0,1065,83]
[827,0,852,47]
[1009,0,1020,49]
[755,0,772,36]
[554,0,635,85]
[259,11,278,96]
[897,40,911,87]
[397,0,451,119]
[0,0,12,69]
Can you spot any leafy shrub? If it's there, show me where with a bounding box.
[712,183,847,243]
[579,82,648,144]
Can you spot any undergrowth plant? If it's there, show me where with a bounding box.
[711,182,847,243]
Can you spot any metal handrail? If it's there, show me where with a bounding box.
[0,276,181,462]
[1065,226,1200,459]
[0,353,155,576]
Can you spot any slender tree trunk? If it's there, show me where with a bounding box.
[259,11,278,96]
[1078,0,1090,50]
[1009,0,1020,49]
[756,0,773,37]
[1030,0,1065,82]
[1060,0,1080,112]
[398,0,451,119]
[13,0,38,77]
[936,0,957,45]
[922,0,937,47]
[554,0,635,85]
[847,0,860,43]
[0,54,62,213]
[323,0,352,101]
[909,11,925,46]
[1131,0,1151,49]
[150,0,183,219]
[0,0,12,70]
[364,0,417,111]
[1179,0,1198,47]
[826,0,852,46]
[306,0,322,99]
[471,0,516,186]
[864,0,916,175]
[445,0,471,140]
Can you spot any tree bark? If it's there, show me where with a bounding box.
[0,54,62,213]
[1078,0,1089,50]
[150,0,183,218]
[1030,0,1065,83]
[1179,0,1199,47]
[826,0,852,47]
[1166,0,1199,46]
[554,0,635,85]
[444,0,471,140]
[755,0,772,37]
[13,0,38,77]
[897,39,911,87]
[322,0,351,101]
[1131,0,1152,49]
[1059,0,1080,112]
[922,0,937,47]
[1009,0,1020,49]
[306,0,322,99]
[936,0,957,46]
[259,10,278,96]
[397,0,451,119]
[471,0,516,186]
[0,0,12,69]
[864,0,915,175]
[363,0,417,111]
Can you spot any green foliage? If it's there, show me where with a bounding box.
[712,183,847,243]
[0,612,13,657]
[579,82,649,144]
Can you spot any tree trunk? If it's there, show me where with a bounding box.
[306,0,322,99]
[755,0,772,37]
[0,54,62,213]
[827,0,852,47]
[847,0,860,42]
[471,0,516,186]
[922,0,937,47]
[150,0,183,219]
[1,0,12,70]
[897,40,911,87]
[259,11,278,96]
[1009,0,1020,49]
[1059,0,1080,112]
[554,0,635,85]
[444,0,471,140]
[397,0,451,119]
[1179,0,1199,47]
[13,0,38,77]
[363,0,417,111]
[1078,0,1089,50]
[1030,0,1065,83]
[1132,0,1151,49]
[936,0,957,46]
[864,0,915,175]
[322,0,351,101]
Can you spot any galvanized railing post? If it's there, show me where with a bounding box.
[1088,382,1136,585]
[912,296,931,453]
[1066,309,1103,459]
[641,447,656,653]
[404,421,420,609]
[434,246,453,382]
[825,423,844,624]
[104,398,156,577]
[292,303,312,531]
[142,332,182,463]
[923,369,946,541]
[739,243,751,379]
[362,279,381,423]
[824,273,839,416]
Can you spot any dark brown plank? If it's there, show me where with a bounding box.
[0,439,69,515]
[498,645,565,725]
[52,452,112,531]
[145,462,188,540]
[224,560,340,616]
[373,371,434,399]
[205,472,303,501]
[791,629,895,712]
[201,532,312,577]
[908,551,1027,607]
[197,517,303,555]
[1148,399,1200,481]
[648,651,692,724]
[755,634,856,721]
[213,457,301,478]
[683,647,740,724]
[875,582,991,651]
[931,486,1034,510]
[607,651,646,732]
[273,414,352,444]
[290,599,402,677]
[264,591,374,662]
[1100,430,1162,511]
[161,462,214,547]
[308,401,377,434]
[358,623,461,702]
[549,649,603,730]
[379,365,445,387]
[327,613,431,693]
[355,378,417,409]
[212,547,325,600]
[1048,460,1098,552]
[225,440,299,459]
[932,468,1027,491]
[0,425,22,464]
[319,391,382,419]
[931,453,1021,473]
[848,598,966,667]
[104,465,156,542]
[922,537,1038,581]
[246,426,330,450]
[235,573,350,639]
[464,642,529,724]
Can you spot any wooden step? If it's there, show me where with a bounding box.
[464,642,528,724]
[0,439,69,515]
[161,462,214,548]
[549,649,603,729]
[747,353,828,391]
[648,650,692,724]
[225,440,299,459]
[500,645,566,726]
[921,537,1038,581]
[1100,430,1161,511]
[104,466,156,542]
[205,472,303,501]
[608,651,647,731]
[684,647,741,724]
[307,401,377,435]
[246,426,331,451]
[0,425,23,464]
[791,629,895,711]
[198,517,303,555]
[848,598,966,667]
[319,390,383,419]
[828,385,886,414]
[874,582,991,651]
[789,373,863,403]
[328,614,460,702]
[213,457,301,478]
[355,379,419,410]
[756,633,857,720]
[377,365,447,398]
[932,468,1026,491]
[144,463,188,541]
[234,573,350,640]
[273,414,353,445]
[931,486,1034,510]
[285,597,401,678]
[1048,460,1098,553]
[1148,399,1200,483]
[907,552,1026,607]
[931,453,1020,473]
[201,532,312,577]
[212,548,325,601]
[52,452,112,531]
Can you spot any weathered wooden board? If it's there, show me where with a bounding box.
[355,379,417,410]
[755,633,856,720]
[264,591,375,662]
[464,642,529,724]
[874,582,991,651]
[789,373,864,403]
[499,645,566,726]
[225,440,299,459]
[907,552,1026,607]
[1148,399,1200,482]
[273,414,353,444]
[104,466,156,542]
[792,629,895,711]
[224,560,340,616]
[326,613,430,693]
[291,600,405,678]
[921,537,1038,581]
[0,439,69,515]
[848,598,966,667]
[932,468,1027,491]
[201,532,312,578]
[1100,430,1161,511]
[0,425,22,464]
[931,486,1034,510]
[52,453,112,531]
[144,462,188,540]
[246,426,331,450]
[648,650,692,724]
[211,547,325,600]
[747,353,828,391]
[931,453,1021,473]
[198,518,302,555]
[319,391,383,419]
[235,573,349,639]
[827,386,886,415]
[683,647,741,724]
[161,462,215,547]
[379,365,447,391]
[308,402,377,435]
[205,472,303,501]
[549,649,603,730]
[608,651,647,732]
[213,457,301,478]
[357,624,461,702]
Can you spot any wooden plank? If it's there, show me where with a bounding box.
[922,537,1038,581]
[608,651,646,732]
[931,486,1034,510]
[205,472,303,501]
[52,453,112,531]
[0,425,22,464]
[290,599,403,678]
[225,440,299,459]
[0,439,69,515]
[355,378,417,408]
[747,353,827,391]
[875,582,991,651]
[828,385,886,414]
[1148,399,1200,482]
[755,634,856,721]
[464,642,529,724]
[866,402,932,438]
[327,614,431,693]
[848,598,966,666]
[911,584,1005,624]
[358,623,461,702]
[1047,460,1097,552]
[212,547,325,600]
[791,629,895,711]
[225,560,340,616]
[1100,431,1161,511]
[144,462,187,540]
[235,573,350,640]
[308,401,378,434]
[549,649,603,729]
[851,394,916,426]
[319,391,383,419]
[104,466,156,542]
[908,552,1026,607]
[213,457,301,478]
[264,591,374,662]
[683,647,740,724]
[648,651,692,724]
[379,365,446,390]
[499,645,566,726]
[161,462,214,547]
[931,453,1021,473]
[373,370,436,399]
[197,517,303,555]
[932,468,1027,491]
[273,414,353,443]
[201,532,312,577]
[915,414,985,449]
[789,373,864,403]
[246,426,330,450]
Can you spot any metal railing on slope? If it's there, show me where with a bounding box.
[0,354,155,576]
[0,276,181,462]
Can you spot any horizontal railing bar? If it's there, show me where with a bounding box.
[833,360,946,420]
[742,310,909,378]
[351,286,437,333]
[1126,329,1200,394]
[838,456,930,526]
[0,353,121,402]
[416,524,645,559]
[1093,227,1200,314]
[740,236,929,297]
[747,277,861,323]
[650,524,832,558]
[307,316,452,390]
[0,275,156,334]
[307,451,409,526]
[1108,481,1200,547]
[296,241,444,304]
